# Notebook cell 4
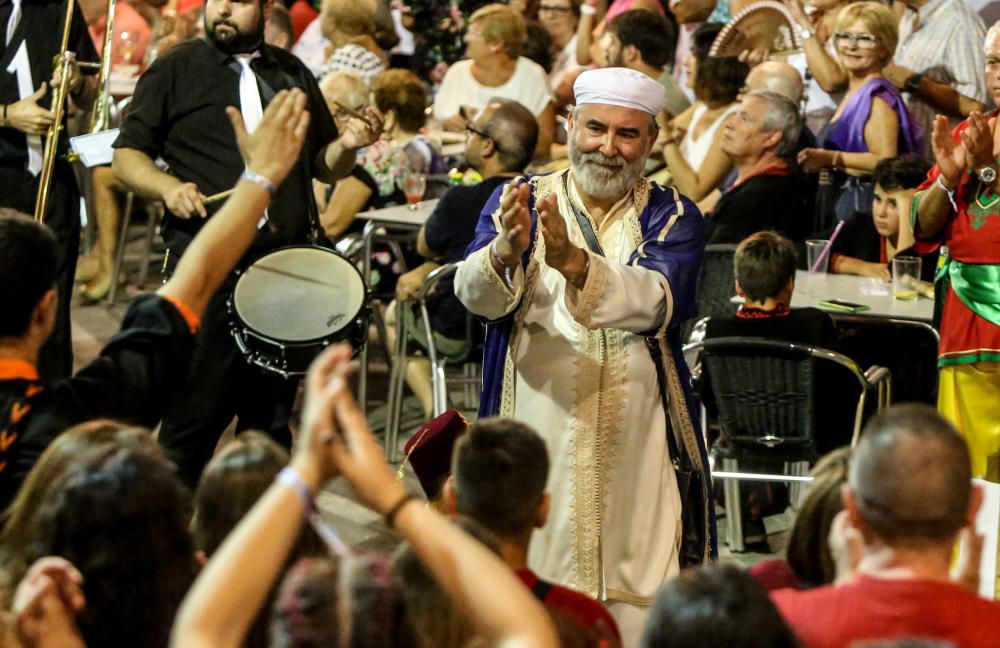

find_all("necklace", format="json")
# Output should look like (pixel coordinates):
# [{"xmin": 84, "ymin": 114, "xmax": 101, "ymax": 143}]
[{"xmin": 969, "ymin": 181, "xmax": 1000, "ymax": 230}]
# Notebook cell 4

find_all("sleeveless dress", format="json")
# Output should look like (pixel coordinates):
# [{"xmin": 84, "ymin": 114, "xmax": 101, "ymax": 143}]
[{"xmin": 679, "ymin": 103, "xmax": 737, "ymax": 172}]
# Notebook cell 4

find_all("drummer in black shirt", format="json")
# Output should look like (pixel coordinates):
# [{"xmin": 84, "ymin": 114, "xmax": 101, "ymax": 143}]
[
  {"xmin": 0, "ymin": 89, "xmax": 311, "ymax": 509},
  {"xmin": 0, "ymin": 0, "xmax": 99, "ymax": 381},
  {"xmin": 113, "ymin": 0, "xmax": 381, "ymax": 486}
]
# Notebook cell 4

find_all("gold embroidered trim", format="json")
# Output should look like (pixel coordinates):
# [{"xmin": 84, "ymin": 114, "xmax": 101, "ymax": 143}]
[
  {"xmin": 473, "ymin": 245, "xmax": 520, "ymax": 304},
  {"xmin": 499, "ymin": 176, "xmax": 547, "ymax": 418},
  {"xmin": 604, "ymin": 588, "xmax": 654, "ymax": 607},
  {"xmin": 570, "ymin": 323, "xmax": 604, "ymax": 597},
  {"xmin": 565, "ymin": 252, "xmax": 609, "ymax": 329}
]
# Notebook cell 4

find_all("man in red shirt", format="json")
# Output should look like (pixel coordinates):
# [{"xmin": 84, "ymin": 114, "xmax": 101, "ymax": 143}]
[
  {"xmin": 443, "ymin": 417, "xmax": 622, "ymax": 645},
  {"xmin": 772, "ymin": 403, "xmax": 1000, "ymax": 648}
]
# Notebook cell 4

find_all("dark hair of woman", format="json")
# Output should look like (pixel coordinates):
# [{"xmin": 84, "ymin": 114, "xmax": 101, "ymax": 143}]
[
  {"xmin": 23, "ymin": 447, "xmax": 198, "ymax": 648},
  {"xmin": 692, "ymin": 22, "xmax": 748, "ymax": 105},
  {"xmin": 786, "ymin": 447, "xmax": 851, "ymax": 587},
  {"xmin": 0, "ymin": 420, "xmax": 158, "ymax": 605}
]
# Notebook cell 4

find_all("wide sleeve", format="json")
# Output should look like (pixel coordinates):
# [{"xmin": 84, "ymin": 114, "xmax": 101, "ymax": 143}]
[
  {"xmin": 454, "ymin": 181, "xmax": 529, "ymax": 322},
  {"xmin": 564, "ymin": 188, "xmax": 705, "ymax": 336}
]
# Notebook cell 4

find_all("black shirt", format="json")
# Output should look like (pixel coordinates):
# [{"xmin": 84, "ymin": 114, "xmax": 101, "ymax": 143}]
[
  {"xmin": 708, "ymin": 172, "xmax": 811, "ymax": 245},
  {"xmin": 828, "ymin": 213, "xmax": 939, "ymax": 283},
  {"xmin": 423, "ymin": 175, "xmax": 509, "ymax": 338},
  {"xmin": 114, "ymin": 38, "xmax": 338, "ymax": 254},
  {"xmin": 0, "ymin": 0, "xmax": 97, "ymax": 207},
  {"xmin": 0, "ymin": 295, "xmax": 197, "ymax": 509}
]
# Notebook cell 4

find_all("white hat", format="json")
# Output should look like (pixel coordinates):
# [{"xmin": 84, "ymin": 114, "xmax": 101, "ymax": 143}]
[{"xmin": 573, "ymin": 67, "xmax": 667, "ymax": 116}]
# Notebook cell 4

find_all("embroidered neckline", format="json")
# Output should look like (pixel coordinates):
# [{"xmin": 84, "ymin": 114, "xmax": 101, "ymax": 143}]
[{"xmin": 737, "ymin": 304, "xmax": 792, "ymax": 319}]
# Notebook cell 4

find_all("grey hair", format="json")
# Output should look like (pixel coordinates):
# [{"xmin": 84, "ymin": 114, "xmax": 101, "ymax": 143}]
[
  {"xmin": 986, "ymin": 20, "xmax": 1000, "ymax": 49},
  {"xmin": 746, "ymin": 90, "xmax": 802, "ymax": 161}
]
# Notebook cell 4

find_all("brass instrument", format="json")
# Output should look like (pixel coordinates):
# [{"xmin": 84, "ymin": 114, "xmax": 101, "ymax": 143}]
[{"xmin": 33, "ymin": 0, "xmax": 113, "ymax": 222}]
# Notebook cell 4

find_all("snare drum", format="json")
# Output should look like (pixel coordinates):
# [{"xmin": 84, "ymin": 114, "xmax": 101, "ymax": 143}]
[{"xmin": 230, "ymin": 246, "xmax": 369, "ymax": 377}]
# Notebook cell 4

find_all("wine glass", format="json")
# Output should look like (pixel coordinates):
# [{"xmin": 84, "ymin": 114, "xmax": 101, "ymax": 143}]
[{"xmin": 401, "ymin": 172, "xmax": 426, "ymax": 210}]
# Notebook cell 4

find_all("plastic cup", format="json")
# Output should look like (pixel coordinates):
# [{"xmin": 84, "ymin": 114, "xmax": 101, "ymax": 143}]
[
  {"xmin": 892, "ymin": 256, "xmax": 922, "ymax": 300},
  {"xmin": 806, "ymin": 239, "xmax": 829, "ymax": 273},
  {"xmin": 402, "ymin": 173, "xmax": 426, "ymax": 210}
]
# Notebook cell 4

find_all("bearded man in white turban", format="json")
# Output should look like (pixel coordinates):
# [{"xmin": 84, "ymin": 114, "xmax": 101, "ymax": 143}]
[{"xmin": 455, "ymin": 67, "xmax": 713, "ymax": 643}]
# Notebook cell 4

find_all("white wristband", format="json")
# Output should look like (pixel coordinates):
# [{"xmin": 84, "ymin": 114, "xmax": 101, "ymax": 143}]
[
  {"xmin": 240, "ymin": 169, "xmax": 277, "ymax": 196},
  {"xmin": 935, "ymin": 175, "xmax": 958, "ymax": 211},
  {"xmin": 580, "ymin": 4, "xmax": 597, "ymax": 14}
]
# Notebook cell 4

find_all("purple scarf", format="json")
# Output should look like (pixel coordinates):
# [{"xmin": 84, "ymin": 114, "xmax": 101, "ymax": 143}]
[{"xmin": 822, "ymin": 77, "xmax": 923, "ymax": 154}]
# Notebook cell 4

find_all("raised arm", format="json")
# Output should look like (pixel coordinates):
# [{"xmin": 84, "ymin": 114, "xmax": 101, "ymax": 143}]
[
  {"xmin": 170, "ymin": 345, "xmax": 355, "ymax": 648},
  {"xmin": 327, "ymin": 350, "xmax": 559, "ymax": 648},
  {"xmin": 915, "ymin": 113, "xmax": 993, "ymax": 240},
  {"xmin": 156, "ymin": 89, "xmax": 311, "ymax": 317},
  {"xmin": 454, "ymin": 180, "xmax": 529, "ymax": 322},
  {"xmin": 542, "ymin": 187, "xmax": 706, "ymax": 335}
]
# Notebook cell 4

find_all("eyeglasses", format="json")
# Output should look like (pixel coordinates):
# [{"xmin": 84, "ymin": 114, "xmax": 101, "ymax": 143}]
[
  {"xmin": 538, "ymin": 4, "xmax": 574, "ymax": 13},
  {"xmin": 464, "ymin": 123, "xmax": 491, "ymax": 140},
  {"xmin": 833, "ymin": 31, "xmax": 880, "ymax": 49}
]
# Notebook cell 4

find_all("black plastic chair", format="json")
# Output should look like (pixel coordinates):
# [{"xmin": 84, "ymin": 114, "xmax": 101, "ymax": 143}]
[
  {"xmin": 685, "ymin": 336, "xmax": 892, "ymax": 551},
  {"xmin": 682, "ymin": 244, "xmax": 738, "ymax": 346}
]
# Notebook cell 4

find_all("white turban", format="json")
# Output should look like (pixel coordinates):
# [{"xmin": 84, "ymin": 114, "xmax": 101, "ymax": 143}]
[{"xmin": 573, "ymin": 67, "xmax": 667, "ymax": 116}]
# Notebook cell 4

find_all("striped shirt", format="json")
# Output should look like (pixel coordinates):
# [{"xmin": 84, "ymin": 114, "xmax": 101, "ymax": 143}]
[{"xmin": 895, "ymin": 0, "xmax": 988, "ymax": 156}]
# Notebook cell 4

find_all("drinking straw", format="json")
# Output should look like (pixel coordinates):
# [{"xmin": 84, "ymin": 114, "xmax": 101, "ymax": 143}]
[{"xmin": 811, "ymin": 220, "xmax": 845, "ymax": 272}]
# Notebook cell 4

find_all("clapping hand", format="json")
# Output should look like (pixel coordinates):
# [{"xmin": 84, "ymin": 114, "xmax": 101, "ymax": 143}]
[
  {"xmin": 960, "ymin": 111, "xmax": 997, "ymax": 176},
  {"xmin": 13, "ymin": 557, "xmax": 86, "ymax": 648},
  {"xmin": 493, "ymin": 179, "xmax": 532, "ymax": 266},
  {"xmin": 538, "ymin": 194, "xmax": 585, "ymax": 276},
  {"xmin": 931, "ymin": 115, "xmax": 967, "ymax": 190},
  {"xmin": 293, "ymin": 343, "xmax": 356, "ymax": 486}
]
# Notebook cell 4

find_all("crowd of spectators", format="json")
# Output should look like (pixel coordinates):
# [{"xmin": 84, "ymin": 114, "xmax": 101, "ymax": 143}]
[{"xmin": 3, "ymin": 0, "xmax": 1000, "ymax": 646}]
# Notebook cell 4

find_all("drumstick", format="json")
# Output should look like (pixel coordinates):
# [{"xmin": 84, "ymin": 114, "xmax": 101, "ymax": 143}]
[
  {"xmin": 252, "ymin": 263, "xmax": 345, "ymax": 288},
  {"xmin": 204, "ymin": 188, "xmax": 236, "ymax": 205},
  {"xmin": 334, "ymin": 100, "xmax": 369, "ymax": 122}
]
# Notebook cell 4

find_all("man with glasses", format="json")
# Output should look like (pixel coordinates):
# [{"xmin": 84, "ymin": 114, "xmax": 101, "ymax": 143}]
[{"xmin": 388, "ymin": 99, "xmax": 538, "ymax": 421}]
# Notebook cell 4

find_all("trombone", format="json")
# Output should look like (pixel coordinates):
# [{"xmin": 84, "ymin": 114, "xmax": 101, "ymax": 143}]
[{"xmin": 33, "ymin": 0, "xmax": 116, "ymax": 222}]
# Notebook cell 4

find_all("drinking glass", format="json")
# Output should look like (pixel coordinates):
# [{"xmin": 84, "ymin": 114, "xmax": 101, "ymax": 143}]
[
  {"xmin": 892, "ymin": 256, "xmax": 922, "ymax": 300},
  {"xmin": 806, "ymin": 239, "xmax": 829, "ymax": 273},
  {"xmin": 402, "ymin": 173, "xmax": 426, "ymax": 210}
]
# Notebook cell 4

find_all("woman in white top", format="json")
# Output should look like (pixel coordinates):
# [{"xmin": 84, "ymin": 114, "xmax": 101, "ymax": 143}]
[
  {"xmin": 432, "ymin": 4, "xmax": 555, "ymax": 158},
  {"xmin": 538, "ymin": 0, "xmax": 582, "ymax": 107},
  {"xmin": 662, "ymin": 23, "xmax": 747, "ymax": 202}
]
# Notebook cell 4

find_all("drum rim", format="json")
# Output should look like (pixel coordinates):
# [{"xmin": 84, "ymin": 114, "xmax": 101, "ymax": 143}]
[{"xmin": 230, "ymin": 244, "xmax": 368, "ymax": 345}]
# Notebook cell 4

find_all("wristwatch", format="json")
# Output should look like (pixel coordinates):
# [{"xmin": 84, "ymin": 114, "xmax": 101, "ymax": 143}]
[
  {"xmin": 903, "ymin": 72, "xmax": 924, "ymax": 93},
  {"xmin": 976, "ymin": 164, "xmax": 997, "ymax": 185},
  {"xmin": 796, "ymin": 25, "xmax": 815, "ymax": 42}
]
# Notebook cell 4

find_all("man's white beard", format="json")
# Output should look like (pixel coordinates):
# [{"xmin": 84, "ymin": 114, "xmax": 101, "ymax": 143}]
[{"xmin": 568, "ymin": 144, "xmax": 645, "ymax": 201}]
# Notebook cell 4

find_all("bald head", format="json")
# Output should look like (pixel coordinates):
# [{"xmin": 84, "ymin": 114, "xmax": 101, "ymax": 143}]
[
  {"xmin": 745, "ymin": 62, "xmax": 805, "ymax": 104},
  {"xmin": 849, "ymin": 404, "xmax": 972, "ymax": 546}
]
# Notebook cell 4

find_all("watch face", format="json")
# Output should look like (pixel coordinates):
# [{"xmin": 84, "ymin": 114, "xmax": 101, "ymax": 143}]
[{"xmin": 979, "ymin": 166, "xmax": 997, "ymax": 184}]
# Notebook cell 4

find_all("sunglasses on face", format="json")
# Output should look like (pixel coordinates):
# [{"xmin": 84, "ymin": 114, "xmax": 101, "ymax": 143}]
[{"xmin": 833, "ymin": 31, "xmax": 880, "ymax": 49}]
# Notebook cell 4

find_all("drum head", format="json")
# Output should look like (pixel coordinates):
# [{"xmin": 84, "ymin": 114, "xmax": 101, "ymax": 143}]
[{"xmin": 233, "ymin": 247, "xmax": 366, "ymax": 343}]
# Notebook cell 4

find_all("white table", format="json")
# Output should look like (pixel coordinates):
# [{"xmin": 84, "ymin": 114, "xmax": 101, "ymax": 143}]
[
  {"xmin": 791, "ymin": 270, "xmax": 933, "ymax": 322},
  {"xmin": 361, "ymin": 199, "xmax": 438, "ymax": 227}
]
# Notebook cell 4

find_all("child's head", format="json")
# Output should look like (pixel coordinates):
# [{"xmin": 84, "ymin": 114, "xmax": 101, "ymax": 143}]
[
  {"xmin": 734, "ymin": 231, "xmax": 798, "ymax": 305},
  {"xmin": 871, "ymin": 155, "xmax": 931, "ymax": 241}
]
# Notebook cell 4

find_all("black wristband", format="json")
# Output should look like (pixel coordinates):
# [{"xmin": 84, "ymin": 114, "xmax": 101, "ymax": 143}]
[
  {"xmin": 384, "ymin": 493, "xmax": 416, "ymax": 529},
  {"xmin": 2, "ymin": 104, "xmax": 7, "ymax": 126},
  {"xmin": 904, "ymin": 73, "xmax": 924, "ymax": 93}
]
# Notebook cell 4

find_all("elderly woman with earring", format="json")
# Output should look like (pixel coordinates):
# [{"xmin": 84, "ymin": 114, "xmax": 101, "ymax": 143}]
[{"xmin": 795, "ymin": 2, "xmax": 922, "ymax": 227}]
